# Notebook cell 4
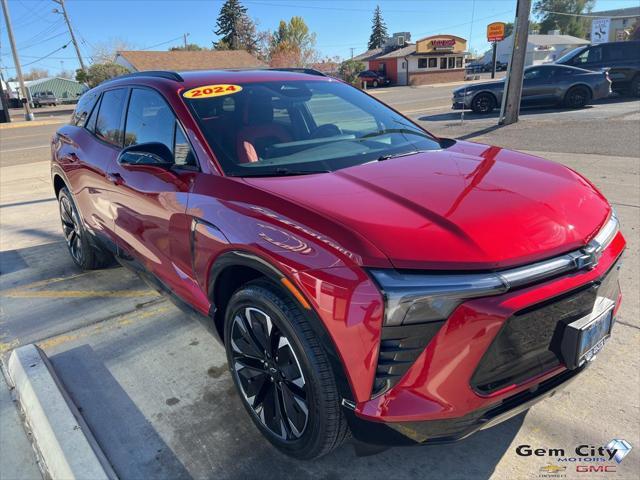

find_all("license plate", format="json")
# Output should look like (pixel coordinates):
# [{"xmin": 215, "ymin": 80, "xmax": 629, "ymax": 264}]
[{"xmin": 560, "ymin": 299, "xmax": 614, "ymax": 369}]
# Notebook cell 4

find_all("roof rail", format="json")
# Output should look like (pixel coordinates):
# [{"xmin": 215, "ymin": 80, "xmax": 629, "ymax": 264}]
[
  {"xmin": 105, "ymin": 70, "xmax": 184, "ymax": 84},
  {"xmin": 267, "ymin": 68, "xmax": 327, "ymax": 77}
]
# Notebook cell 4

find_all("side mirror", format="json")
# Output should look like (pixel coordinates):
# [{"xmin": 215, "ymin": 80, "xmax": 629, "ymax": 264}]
[{"xmin": 118, "ymin": 142, "xmax": 174, "ymax": 168}]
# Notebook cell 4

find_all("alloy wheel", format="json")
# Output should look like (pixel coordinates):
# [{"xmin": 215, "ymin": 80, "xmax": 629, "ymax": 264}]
[
  {"xmin": 59, "ymin": 195, "xmax": 83, "ymax": 264},
  {"xmin": 568, "ymin": 89, "xmax": 587, "ymax": 108},
  {"xmin": 230, "ymin": 307, "xmax": 309, "ymax": 441}
]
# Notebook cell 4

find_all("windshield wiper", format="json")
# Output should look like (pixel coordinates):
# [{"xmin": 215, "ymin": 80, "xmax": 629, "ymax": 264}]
[
  {"xmin": 232, "ymin": 167, "xmax": 331, "ymax": 177},
  {"xmin": 377, "ymin": 150, "xmax": 424, "ymax": 161}
]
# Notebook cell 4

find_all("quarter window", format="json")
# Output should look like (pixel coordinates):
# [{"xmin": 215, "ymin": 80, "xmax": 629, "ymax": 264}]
[
  {"xmin": 71, "ymin": 90, "xmax": 99, "ymax": 127},
  {"xmin": 95, "ymin": 88, "xmax": 127, "ymax": 146}
]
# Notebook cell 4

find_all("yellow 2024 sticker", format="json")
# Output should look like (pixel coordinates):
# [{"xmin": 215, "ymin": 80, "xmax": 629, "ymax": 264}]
[{"xmin": 182, "ymin": 84, "xmax": 242, "ymax": 99}]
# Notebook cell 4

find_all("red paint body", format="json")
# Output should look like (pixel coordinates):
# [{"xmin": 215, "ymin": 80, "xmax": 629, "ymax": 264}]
[{"xmin": 51, "ymin": 70, "xmax": 625, "ymax": 430}]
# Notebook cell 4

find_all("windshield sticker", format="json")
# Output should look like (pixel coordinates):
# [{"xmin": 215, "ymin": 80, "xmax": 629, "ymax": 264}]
[{"xmin": 183, "ymin": 84, "xmax": 242, "ymax": 99}]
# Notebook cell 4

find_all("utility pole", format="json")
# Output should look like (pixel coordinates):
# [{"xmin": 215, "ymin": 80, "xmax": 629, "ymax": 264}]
[
  {"xmin": 498, "ymin": 0, "xmax": 531, "ymax": 125},
  {"xmin": 183, "ymin": 33, "xmax": 190, "ymax": 49},
  {"xmin": 490, "ymin": 42, "xmax": 497, "ymax": 79},
  {"xmin": 1, "ymin": 0, "xmax": 34, "ymax": 121},
  {"xmin": 52, "ymin": 0, "xmax": 86, "ymax": 73}
]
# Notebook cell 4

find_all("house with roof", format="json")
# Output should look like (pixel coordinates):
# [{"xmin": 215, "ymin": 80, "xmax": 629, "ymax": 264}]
[
  {"xmin": 354, "ymin": 33, "xmax": 469, "ymax": 86},
  {"xmin": 5, "ymin": 77, "xmax": 86, "ymax": 103},
  {"xmin": 115, "ymin": 50, "xmax": 266, "ymax": 72},
  {"xmin": 494, "ymin": 33, "xmax": 590, "ymax": 66}
]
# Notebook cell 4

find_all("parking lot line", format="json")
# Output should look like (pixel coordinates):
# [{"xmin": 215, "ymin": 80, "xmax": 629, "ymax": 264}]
[
  {"xmin": 0, "ymin": 145, "xmax": 50, "ymax": 153},
  {"xmin": 4, "ymin": 289, "xmax": 157, "ymax": 298}
]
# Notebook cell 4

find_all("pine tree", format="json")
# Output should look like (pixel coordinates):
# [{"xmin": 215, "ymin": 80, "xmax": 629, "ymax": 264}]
[
  {"xmin": 214, "ymin": 0, "xmax": 256, "ymax": 50},
  {"xmin": 368, "ymin": 5, "xmax": 388, "ymax": 50}
]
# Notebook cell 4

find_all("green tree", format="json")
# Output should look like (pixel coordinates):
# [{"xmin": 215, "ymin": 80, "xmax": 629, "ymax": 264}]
[
  {"xmin": 76, "ymin": 63, "xmax": 129, "ymax": 88},
  {"xmin": 533, "ymin": 0, "xmax": 595, "ymax": 38},
  {"xmin": 368, "ymin": 5, "xmax": 388, "ymax": 50},
  {"xmin": 170, "ymin": 44, "xmax": 204, "ymax": 51},
  {"xmin": 269, "ymin": 17, "xmax": 318, "ymax": 67},
  {"xmin": 339, "ymin": 59, "xmax": 366, "ymax": 86},
  {"xmin": 214, "ymin": 0, "xmax": 257, "ymax": 51}
]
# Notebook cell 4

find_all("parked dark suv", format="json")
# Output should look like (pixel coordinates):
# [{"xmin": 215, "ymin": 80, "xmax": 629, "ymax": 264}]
[{"xmin": 555, "ymin": 40, "xmax": 640, "ymax": 96}]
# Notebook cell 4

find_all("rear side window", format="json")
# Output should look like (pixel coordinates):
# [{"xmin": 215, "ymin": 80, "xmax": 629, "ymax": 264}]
[
  {"xmin": 95, "ymin": 88, "xmax": 127, "ymax": 146},
  {"xmin": 71, "ymin": 90, "xmax": 99, "ymax": 127}
]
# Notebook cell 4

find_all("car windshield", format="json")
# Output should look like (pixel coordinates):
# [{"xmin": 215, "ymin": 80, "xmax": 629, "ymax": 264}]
[
  {"xmin": 555, "ymin": 46, "xmax": 587, "ymax": 64},
  {"xmin": 183, "ymin": 80, "xmax": 443, "ymax": 177}
]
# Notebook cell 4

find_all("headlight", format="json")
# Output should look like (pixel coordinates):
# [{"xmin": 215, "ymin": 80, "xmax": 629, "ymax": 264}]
[
  {"xmin": 370, "ymin": 209, "xmax": 620, "ymax": 327},
  {"xmin": 369, "ymin": 270, "xmax": 508, "ymax": 326}
]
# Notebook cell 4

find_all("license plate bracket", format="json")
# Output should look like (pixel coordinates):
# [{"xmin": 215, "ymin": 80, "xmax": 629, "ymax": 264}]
[{"xmin": 560, "ymin": 298, "xmax": 614, "ymax": 370}]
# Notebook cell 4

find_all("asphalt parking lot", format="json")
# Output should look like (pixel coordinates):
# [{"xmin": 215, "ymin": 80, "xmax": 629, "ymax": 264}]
[{"xmin": 1, "ymin": 86, "xmax": 639, "ymax": 479}]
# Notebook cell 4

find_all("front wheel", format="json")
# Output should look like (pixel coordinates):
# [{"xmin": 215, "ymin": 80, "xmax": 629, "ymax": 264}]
[
  {"xmin": 471, "ymin": 93, "xmax": 496, "ymax": 114},
  {"xmin": 564, "ymin": 86, "xmax": 591, "ymax": 108},
  {"xmin": 58, "ymin": 187, "xmax": 112, "ymax": 269},
  {"xmin": 372, "ymin": 80, "xmax": 379, "ymax": 88},
  {"xmin": 224, "ymin": 280, "xmax": 349, "ymax": 459}
]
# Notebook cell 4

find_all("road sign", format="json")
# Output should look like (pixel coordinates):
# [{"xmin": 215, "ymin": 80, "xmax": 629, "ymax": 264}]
[
  {"xmin": 487, "ymin": 22, "xmax": 506, "ymax": 42},
  {"xmin": 591, "ymin": 18, "xmax": 611, "ymax": 43}
]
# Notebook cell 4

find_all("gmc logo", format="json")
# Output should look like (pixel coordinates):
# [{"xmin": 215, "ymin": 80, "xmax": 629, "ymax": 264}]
[{"xmin": 576, "ymin": 465, "xmax": 617, "ymax": 473}]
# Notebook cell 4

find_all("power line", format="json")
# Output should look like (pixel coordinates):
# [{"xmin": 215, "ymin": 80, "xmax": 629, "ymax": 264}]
[
  {"xmin": 22, "ymin": 42, "xmax": 72, "ymax": 67},
  {"xmin": 140, "ymin": 35, "xmax": 186, "ymax": 50},
  {"xmin": 540, "ymin": 10, "xmax": 638, "ymax": 19}
]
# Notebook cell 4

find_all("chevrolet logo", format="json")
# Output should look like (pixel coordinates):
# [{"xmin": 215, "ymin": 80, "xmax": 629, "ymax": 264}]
[{"xmin": 540, "ymin": 464, "xmax": 566, "ymax": 474}]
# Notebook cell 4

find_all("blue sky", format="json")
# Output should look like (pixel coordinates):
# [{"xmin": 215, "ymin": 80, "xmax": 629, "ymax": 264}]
[{"xmin": 1, "ymin": 0, "xmax": 637, "ymax": 77}]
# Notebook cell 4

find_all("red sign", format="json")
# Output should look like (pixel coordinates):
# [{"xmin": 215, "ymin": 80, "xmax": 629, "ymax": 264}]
[
  {"xmin": 487, "ymin": 22, "xmax": 506, "ymax": 42},
  {"xmin": 430, "ymin": 39, "xmax": 456, "ymax": 48}
]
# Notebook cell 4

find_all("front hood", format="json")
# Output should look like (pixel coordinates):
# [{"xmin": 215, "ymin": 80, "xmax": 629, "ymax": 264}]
[
  {"xmin": 243, "ymin": 141, "xmax": 610, "ymax": 270},
  {"xmin": 454, "ymin": 81, "xmax": 503, "ymax": 94}
]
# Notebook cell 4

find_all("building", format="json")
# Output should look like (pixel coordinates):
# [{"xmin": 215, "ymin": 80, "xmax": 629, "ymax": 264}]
[
  {"xmin": 494, "ymin": 33, "xmax": 589, "ymax": 66},
  {"xmin": 354, "ymin": 33, "xmax": 469, "ymax": 86},
  {"xmin": 115, "ymin": 50, "xmax": 266, "ymax": 72},
  {"xmin": 5, "ymin": 77, "xmax": 86, "ymax": 103},
  {"xmin": 588, "ymin": 6, "xmax": 640, "ymax": 42}
]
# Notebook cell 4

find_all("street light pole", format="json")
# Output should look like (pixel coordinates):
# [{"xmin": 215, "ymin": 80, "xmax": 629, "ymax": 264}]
[
  {"xmin": 52, "ymin": 0, "xmax": 87, "ymax": 73},
  {"xmin": 499, "ymin": 0, "xmax": 531, "ymax": 125},
  {"xmin": 1, "ymin": 0, "xmax": 34, "ymax": 121}
]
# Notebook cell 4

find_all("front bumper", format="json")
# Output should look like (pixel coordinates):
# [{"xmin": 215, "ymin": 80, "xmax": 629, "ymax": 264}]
[
  {"xmin": 346, "ymin": 364, "xmax": 585, "ymax": 445},
  {"xmin": 348, "ymin": 231, "xmax": 625, "ymax": 445},
  {"xmin": 452, "ymin": 97, "xmax": 470, "ymax": 109}
]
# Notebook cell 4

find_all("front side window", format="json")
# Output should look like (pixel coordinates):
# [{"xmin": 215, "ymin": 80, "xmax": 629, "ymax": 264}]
[
  {"xmin": 125, "ymin": 88, "xmax": 175, "ymax": 149},
  {"xmin": 184, "ymin": 80, "xmax": 442, "ymax": 177},
  {"xmin": 575, "ymin": 46, "xmax": 602, "ymax": 64},
  {"xmin": 95, "ymin": 88, "xmax": 127, "ymax": 146},
  {"xmin": 124, "ymin": 88, "xmax": 196, "ymax": 168}
]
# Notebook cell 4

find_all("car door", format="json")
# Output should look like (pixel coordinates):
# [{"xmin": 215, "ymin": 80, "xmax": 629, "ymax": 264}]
[
  {"xmin": 521, "ymin": 66, "xmax": 555, "ymax": 105},
  {"xmin": 107, "ymin": 87, "xmax": 199, "ymax": 299},
  {"xmin": 59, "ymin": 87, "xmax": 128, "ymax": 252}
]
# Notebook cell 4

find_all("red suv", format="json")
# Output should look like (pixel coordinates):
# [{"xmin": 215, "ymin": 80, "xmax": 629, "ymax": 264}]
[{"xmin": 51, "ymin": 70, "xmax": 625, "ymax": 459}]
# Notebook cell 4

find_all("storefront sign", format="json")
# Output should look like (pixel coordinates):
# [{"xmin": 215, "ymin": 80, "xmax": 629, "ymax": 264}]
[
  {"xmin": 430, "ymin": 39, "xmax": 456, "ymax": 51},
  {"xmin": 487, "ymin": 22, "xmax": 506, "ymax": 42}
]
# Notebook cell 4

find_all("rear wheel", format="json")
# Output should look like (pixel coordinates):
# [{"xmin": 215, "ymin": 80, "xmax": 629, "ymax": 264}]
[
  {"xmin": 58, "ymin": 187, "xmax": 112, "ymax": 269},
  {"xmin": 564, "ymin": 86, "xmax": 591, "ymax": 108},
  {"xmin": 224, "ymin": 280, "xmax": 349, "ymax": 459},
  {"xmin": 471, "ymin": 93, "xmax": 496, "ymax": 114}
]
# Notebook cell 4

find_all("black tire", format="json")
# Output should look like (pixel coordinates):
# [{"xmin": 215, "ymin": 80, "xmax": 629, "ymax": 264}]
[
  {"xmin": 224, "ymin": 280, "xmax": 349, "ymax": 459},
  {"xmin": 372, "ymin": 80, "xmax": 379, "ymax": 88},
  {"xmin": 564, "ymin": 86, "xmax": 591, "ymax": 108},
  {"xmin": 57, "ymin": 187, "xmax": 112, "ymax": 270},
  {"xmin": 470, "ymin": 93, "xmax": 496, "ymax": 114},
  {"xmin": 631, "ymin": 76, "xmax": 640, "ymax": 98}
]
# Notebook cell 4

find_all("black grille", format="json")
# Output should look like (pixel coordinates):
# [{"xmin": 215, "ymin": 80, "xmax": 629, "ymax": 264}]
[
  {"xmin": 471, "ymin": 260, "xmax": 621, "ymax": 394},
  {"xmin": 372, "ymin": 321, "xmax": 444, "ymax": 396}
]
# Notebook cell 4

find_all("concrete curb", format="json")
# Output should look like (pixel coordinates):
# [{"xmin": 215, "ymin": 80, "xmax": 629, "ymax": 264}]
[
  {"xmin": 0, "ymin": 119, "xmax": 66, "ymax": 130},
  {"xmin": 7, "ymin": 344, "xmax": 117, "ymax": 480}
]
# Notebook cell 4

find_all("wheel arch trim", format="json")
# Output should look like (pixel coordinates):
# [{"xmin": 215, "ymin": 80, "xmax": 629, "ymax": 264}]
[{"xmin": 208, "ymin": 250, "xmax": 356, "ymax": 402}]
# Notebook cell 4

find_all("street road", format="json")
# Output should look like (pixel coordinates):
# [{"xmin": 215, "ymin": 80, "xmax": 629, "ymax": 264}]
[{"xmin": 1, "ymin": 87, "xmax": 639, "ymax": 479}]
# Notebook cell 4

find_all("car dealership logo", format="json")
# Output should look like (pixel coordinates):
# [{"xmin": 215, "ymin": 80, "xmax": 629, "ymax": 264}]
[
  {"xmin": 540, "ymin": 464, "xmax": 566, "ymax": 474},
  {"xmin": 517, "ymin": 439, "xmax": 633, "ymax": 463}
]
